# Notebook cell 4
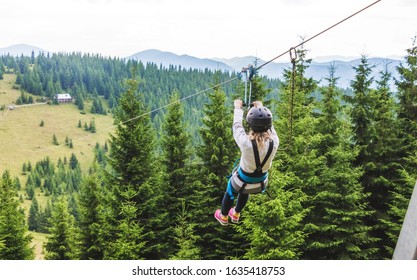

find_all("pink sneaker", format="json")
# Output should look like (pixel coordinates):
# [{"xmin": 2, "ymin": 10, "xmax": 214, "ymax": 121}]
[
  {"xmin": 214, "ymin": 209, "xmax": 228, "ymax": 226},
  {"xmin": 228, "ymin": 207, "xmax": 240, "ymax": 224}
]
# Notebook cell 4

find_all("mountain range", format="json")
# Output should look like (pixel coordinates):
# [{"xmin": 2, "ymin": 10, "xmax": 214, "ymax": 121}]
[
  {"xmin": 1, "ymin": 44, "xmax": 404, "ymax": 89},
  {"xmin": 0, "ymin": 44, "xmax": 44, "ymax": 58}
]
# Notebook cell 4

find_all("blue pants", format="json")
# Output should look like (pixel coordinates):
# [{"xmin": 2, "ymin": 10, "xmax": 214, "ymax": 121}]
[{"xmin": 221, "ymin": 179, "xmax": 249, "ymax": 216}]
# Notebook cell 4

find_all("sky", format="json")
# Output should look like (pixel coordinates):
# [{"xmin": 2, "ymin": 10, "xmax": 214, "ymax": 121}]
[{"xmin": 1, "ymin": 0, "xmax": 416, "ymax": 62}]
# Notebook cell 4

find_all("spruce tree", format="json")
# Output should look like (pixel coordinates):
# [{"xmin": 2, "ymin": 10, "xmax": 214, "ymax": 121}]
[
  {"xmin": 0, "ymin": 225, "xmax": 4, "ymax": 252},
  {"xmin": 366, "ymin": 65, "xmax": 401, "ymax": 258},
  {"xmin": 0, "ymin": 171, "xmax": 34, "ymax": 259},
  {"xmin": 170, "ymin": 200, "xmax": 201, "ymax": 260},
  {"xmin": 160, "ymin": 91, "xmax": 192, "ymax": 256},
  {"xmin": 75, "ymin": 95, "xmax": 84, "ymax": 110},
  {"xmin": 347, "ymin": 55, "xmax": 375, "ymax": 166},
  {"xmin": 387, "ymin": 39, "xmax": 417, "ymax": 254},
  {"xmin": 396, "ymin": 38, "xmax": 417, "ymax": 148},
  {"xmin": 38, "ymin": 200, "xmax": 52, "ymax": 233},
  {"xmin": 77, "ymin": 164, "xmax": 104, "ymax": 259},
  {"xmin": 104, "ymin": 188, "xmax": 146, "ymax": 260},
  {"xmin": 44, "ymin": 196, "xmax": 78, "ymax": 260},
  {"xmin": 102, "ymin": 70, "xmax": 162, "ymax": 259},
  {"xmin": 89, "ymin": 120, "xmax": 96, "ymax": 133},
  {"xmin": 347, "ymin": 55, "xmax": 397, "ymax": 258},
  {"xmin": 305, "ymin": 65, "xmax": 377, "ymax": 259},
  {"xmin": 52, "ymin": 133, "xmax": 59, "ymax": 145},
  {"xmin": 69, "ymin": 153, "xmax": 79, "ymax": 170},
  {"xmin": 28, "ymin": 196, "xmax": 40, "ymax": 231},
  {"xmin": 193, "ymin": 77, "xmax": 239, "ymax": 259},
  {"xmin": 238, "ymin": 175, "xmax": 306, "ymax": 259}
]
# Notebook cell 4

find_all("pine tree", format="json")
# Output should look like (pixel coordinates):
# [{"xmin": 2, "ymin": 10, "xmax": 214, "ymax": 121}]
[
  {"xmin": 75, "ymin": 95, "xmax": 84, "ymax": 110},
  {"xmin": 160, "ymin": 91, "xmax": 192, "ymax": 256},
  {"xmin": 396, "ymin": 38, "xmax": 417, "ymax": 147},
  {"xmin": 38, "ymin": 200, "xmax": 52, "ymax": 233},
  {"xmin": 52, "ymin": 133, "xmax": 59, "ymax": 145},
  {"xmin": 170, "ymin": 200, "xmax": 201, "ymax": 260},
  {"xmin": 0, "ymin": 225, "xmax": 4, "ymax": 252},
  {"xmin": 89, "ymin": 120, "xmax": 96, "ymax": 133},
  {"xmin": 386, "ymin": 39, "xmax": 417, "ymax": 254},
  {"xmin": 90, "ymin": 99, "xmax": 97, "ymax": 114},
  {"xmin": 22, "ymin": 162, "xmax": 27, "ymax": 174},
  {"xmin": 77, "ymin": 164, "xmax": 104, "ymax": 259},
  {"xmin": 26, "ymin": 184, "xmax": 35, "ymax": 200},
  {"xmin": 193, "ymin": 76, "xmax": 239, "ymax": 259},
  {"xmin": 347, "ymin": 55, "xmax": 375, "ymax": 166},
  {"xmin": 104, "ymin": 188, "xmax": 146, "ymax": 260},
  {"xmin": 304, "ymin": 64, "xmax": 377, "ymax": 259},
  {"xmin": 238, "ymin": 175, "xmax": 306, "ymax": 259},
  {"xmin": 44, "ymin": 196, "xmax": 78, "ymax": 260},
  {"xmin": 366, "ymin": 65, "xmax": 402, "ymax": 258},
  {"xmin": 0, "ymin": 171, "xmax": 34, "ymax": 259},
  {"xmin": 102, "ymin": 70, "xmax": 162, "ymax": 259},
  {"xmin": 28, "ymin": 196, "xmax": 40, "ymax": 231},
  {"xmin": 13, "ymin": 177, "xmax": 21, "ymax": 191},
  {"xmin": 69, "ymin": 153, "xmax": 79, "ymax": 170},
  {"xmin": 347, "ymin": 55, "xmax": 397, "ymax": 258}
]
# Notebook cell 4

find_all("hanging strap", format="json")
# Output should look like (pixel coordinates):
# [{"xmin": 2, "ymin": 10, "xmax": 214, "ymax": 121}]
[{"xmin": 240, "ymin": 65, "xmax": 257, "ymax": 108}]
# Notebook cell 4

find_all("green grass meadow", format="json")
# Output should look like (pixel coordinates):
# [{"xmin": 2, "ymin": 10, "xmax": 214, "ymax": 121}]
[
  {"xmin": 1, "ymin": 74, "xmax": 114, "ymax": 176},
  {"xmin": 1, "ymin": 74, "xmax": 114, "ymax": 259}
]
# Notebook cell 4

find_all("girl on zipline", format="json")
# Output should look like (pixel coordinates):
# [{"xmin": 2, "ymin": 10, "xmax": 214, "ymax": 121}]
[{"xmin": 214, "ymin": 99, "xmax": 279, "ymax": 226}]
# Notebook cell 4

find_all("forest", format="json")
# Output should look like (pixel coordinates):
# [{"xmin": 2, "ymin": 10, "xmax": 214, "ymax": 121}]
[{"xmin": 0, "ymin": 39, "xmax": 416, "ymax": 260}]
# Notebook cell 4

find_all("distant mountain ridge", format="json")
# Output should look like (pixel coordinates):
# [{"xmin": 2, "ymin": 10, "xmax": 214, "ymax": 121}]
[
  {"xmin": 0, "ymin": 43, "xmax": 46, "ymax": 57},
  {"xmin": 128, "ymin": 50, "xmax": 403, "ymax": 89},
  {"xmin": 1, "ymin": 44, "xmax": 404, "ymax": 89},
  {"xmin": 127, "ymin": 49, "xmax": 234, "ymax": 72},
  {"xmin": 207, "ymin": 55, "xmax": 402, "ymax": 89}
]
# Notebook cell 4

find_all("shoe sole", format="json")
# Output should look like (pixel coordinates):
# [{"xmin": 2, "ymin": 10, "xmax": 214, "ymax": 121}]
[
  {"xmin": 228, "ymin": 211, "xmax": 239, "ymax": 224},
  {"xmin": 214, "ymin": 212, "xmax": 228, "ymax": 226},
  {"xmin": 230, "ymin": 218, "xmax": 239, "ymax": 224}
]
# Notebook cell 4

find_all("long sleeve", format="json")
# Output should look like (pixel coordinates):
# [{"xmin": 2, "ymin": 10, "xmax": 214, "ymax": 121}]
[{"xmin": 232, "ymin": 107, "xmax": 251, "ymax": 151}]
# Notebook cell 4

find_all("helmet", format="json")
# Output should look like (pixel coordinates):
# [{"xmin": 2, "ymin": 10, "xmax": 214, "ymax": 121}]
[{"xmin": 246, "ymin": 106, "xmax": 272, "ymax": 132}]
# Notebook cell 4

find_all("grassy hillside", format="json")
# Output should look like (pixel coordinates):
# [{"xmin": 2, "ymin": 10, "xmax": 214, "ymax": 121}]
[
  {"xmin": 0, "ymin": 74, "xmax": 114, "ymax": 177},
  {"xmin": 1, "ymin": 73, "xmax": 114, "ymax": 259}
]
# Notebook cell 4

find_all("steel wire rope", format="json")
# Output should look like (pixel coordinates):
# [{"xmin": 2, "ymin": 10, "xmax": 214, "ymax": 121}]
[{"xmin": 255, "ymin": 0, "xmax": 381, "ymax": 72}]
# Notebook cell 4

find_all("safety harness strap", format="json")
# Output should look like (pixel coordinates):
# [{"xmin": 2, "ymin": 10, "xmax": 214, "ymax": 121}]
[
  {"xmin": 251, "ymin": 139, "xmax": 273, "ymax": 176},
  {"xmin": 235, "ymin": 139, "xmax": 274, "ymax": 196},
  {"xmin": 228, "ymin": 139, "xmax": 274, "ymax": 198}
]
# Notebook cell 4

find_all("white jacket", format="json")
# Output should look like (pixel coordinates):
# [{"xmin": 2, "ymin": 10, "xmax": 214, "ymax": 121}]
[{"xmin": 233, "ymin": 107, "xmax": 279, "ymax": 174}]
